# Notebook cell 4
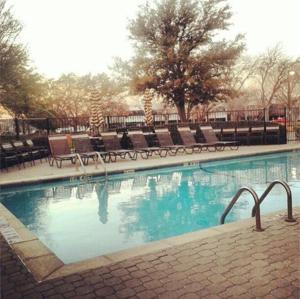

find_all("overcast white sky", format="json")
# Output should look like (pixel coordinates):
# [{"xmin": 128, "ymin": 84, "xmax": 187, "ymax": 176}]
[{"xmin": 7, "ymin": 0, "xmax": 300, "ymax": 78}]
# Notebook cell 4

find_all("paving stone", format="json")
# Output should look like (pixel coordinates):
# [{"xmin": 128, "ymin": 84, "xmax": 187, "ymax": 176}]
[
  {"xmin": 270, "ymin": 286, "xmax": 295, "ymax": 298},
  {"xmin": 124, "ymin": 278, "xmax": 142, "ymax": 288},
  {"xmin": 143, "ymin": 279, "xmax": 163, "ymax": 290},
  {"xmin": 136, "ymin": 289, "xmax": 159, "ymax": 298},
  {"xmin": 75, "ymin": 285, "xmax": 94, "ymax": 295},
  {"xmin": 63, "ymin": 291, "xmax": 77, "ymax": 298},
  {"xmin": 113, "ymin": 283, "xmax": 126, "ymax": 291},
  {"xmin": 115, "ymin": 287, "xmax": 136, "ymax": 298},
  {"xmin": 47, "ymin": 295, "xmax": 64, "ymax": 299},
  {"xmin": 178, "ymin": 293, "xmax": 199, "ymax": 299},
  {"xmin": 104, "ymin": 276, "xmax": 123, "ymax": 286},
  {"xmin": 95, "ymin": 286, "xmax": 115, "ymax": 297}
]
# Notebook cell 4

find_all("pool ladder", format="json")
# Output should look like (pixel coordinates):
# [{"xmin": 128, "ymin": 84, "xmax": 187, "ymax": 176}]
[
  {"xmin": 220, "ymin": 180, "xmax": 296, "ymax": 231},
  {"xmin": 76, "ymin": 152, "xmax": 107, "ymax": 179}
]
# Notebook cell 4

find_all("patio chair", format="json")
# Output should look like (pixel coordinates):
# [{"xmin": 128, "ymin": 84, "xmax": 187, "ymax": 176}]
[
  {"xmin": 154, "ymin": 128, "xmax": 185, "ymax": 156},
  {"xmin": 177, "ymin": 127, "xmax": 209, "ymax": 153},
  {"xmin": 100, "ymin": 132, "xmax": 137, "ymax": 161},
  {"xmin": 25, "ymin": 139, "xmax": 49, "ymax": 161},
  {"xmin": 12, "ymin": 140, "xmax": 41, "ymax": 164},
  {"xmin": 199, "ymin": 125, "xmax": 239, "ymax": 150},
  {"xmin": 3, "ymin": 141, "xmax": 34, "ymax": 167},
  {"xmin": 48, "ymin": 135, "xmax": 78, "ymax": 168},
  {"xmin": 72, "ymin": 134, "xmax": 112, "ymax": 164},
  {"xmin": 127, "ymin": 130, "xmax": 168, "ymax": 159},
  {"xmin": 0, "ymin": 143, "xmax": 21, "ymax": 171}
]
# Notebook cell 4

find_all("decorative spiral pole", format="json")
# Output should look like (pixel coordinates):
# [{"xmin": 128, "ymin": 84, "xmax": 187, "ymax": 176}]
[
  {"xmin": 89, "ymin": 89, "xmax": 105, "ymax": 135},
  {"xmin": 144, "ymin": 88, "xmax": 154, "ymax": 126}
]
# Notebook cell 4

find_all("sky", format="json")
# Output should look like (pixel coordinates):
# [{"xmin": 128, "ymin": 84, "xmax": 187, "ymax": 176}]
[{"xmin": 7, "ymin": 0, "xmax": 300, "ymax": 79}]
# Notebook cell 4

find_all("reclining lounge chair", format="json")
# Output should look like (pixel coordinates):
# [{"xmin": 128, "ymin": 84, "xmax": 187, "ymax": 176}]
[
  {"xmin": 154, "ymin": 128, "xmax": 185, "ymax": 156},
  {"xmin": 72, "ymin": 134, "xmax": 112, "ymax": 164},
  {"xmin": 127, "ymin": 130, "xmax": 168, "ymax": 159},
  {"xmin": 199, "ymin": 125, "xmax": 239, "ymax": 150},
  {"xmin": 101, "ymin": 132, "xmax": 137, "ymax": 161},
  {"xmin": 48, "ymin": 135, "xmax": 78, "ymax": 168},
  {"xmin": 177, "ymin": 127, "xmax": 205, "ymax": 153}
]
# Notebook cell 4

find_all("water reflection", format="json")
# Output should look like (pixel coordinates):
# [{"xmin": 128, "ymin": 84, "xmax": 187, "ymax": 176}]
[
  {"xmin": 1, "ymin": 152, "xmax": 300, "ymax": 263},
  {"xmin": 96, "ymin": 182, "xmax": 108, "ymax": 224}
]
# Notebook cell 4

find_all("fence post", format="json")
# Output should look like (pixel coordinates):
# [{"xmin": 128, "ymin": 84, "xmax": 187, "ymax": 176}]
[
  {"xmin": 284, "ymin": 107, "xmax": 287, "ymax": 143},
  {"xmin": 46, "ymin": 118, "xmax": 50, "ymax": 135},
  {"xmin": 14, "ymin": 118, "xmax": 20, "ymax": 139}
]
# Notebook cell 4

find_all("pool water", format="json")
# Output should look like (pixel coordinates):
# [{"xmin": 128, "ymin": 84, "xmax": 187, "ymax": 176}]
[{"xmin": 1, "ymin": 151, "xmax": 300, "ymax": 264}]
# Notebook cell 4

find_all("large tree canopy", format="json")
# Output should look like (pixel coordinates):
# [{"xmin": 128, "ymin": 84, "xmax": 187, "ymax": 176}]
[
  {"xmin": 126, "ymin": 0, "xmax": 244, "ymax": 121},
  {"xmin": 0, "ymin": 0, "xmax": 47, "ymax": 117},
  {"xmin": 45, "ymin": 73, "xmax": 129, "ymax": 118}
]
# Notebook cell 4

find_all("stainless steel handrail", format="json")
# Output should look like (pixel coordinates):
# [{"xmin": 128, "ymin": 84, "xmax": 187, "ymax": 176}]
[
  {"xmin": 95, "ymin": 151, "xmax": 107, "ymax": 178},
  {"xmin": 76, "ymin": 153, "xmax": 86, "ymax": 175},
  {"xmin": 251, "ymin": 180, "xmax": 296, "ymax": 222},
  {"xmin": 220, "ymin": 187, "xmax": 264, "ymax": 231}
]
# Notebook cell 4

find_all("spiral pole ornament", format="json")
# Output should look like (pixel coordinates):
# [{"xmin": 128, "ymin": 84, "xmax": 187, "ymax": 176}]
[
  {"xmin": 144, "ymin": 88, "xmax": 154, "ymax": 126},
  {"xmin": 89, "ymin": 89, "xmax": 105, "ymax": 134}
]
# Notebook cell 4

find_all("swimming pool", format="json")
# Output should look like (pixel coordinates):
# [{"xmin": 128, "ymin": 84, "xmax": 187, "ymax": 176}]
[{"xmin": 1, "ymin": 151, "xmax": 300, "ymax": 264}]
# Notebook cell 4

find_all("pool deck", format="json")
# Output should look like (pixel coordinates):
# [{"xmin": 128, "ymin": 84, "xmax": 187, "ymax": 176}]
[
  {"xmin": 1, "ymin": 144, "xmax": 300, "ymax": 298},
  {"xmin": 1, "ymin": 208, "xmax": 299, "ymax": 298},
  {"xmin": 1, "ymin": 143, "xmax": 300, "ymax": 187}
]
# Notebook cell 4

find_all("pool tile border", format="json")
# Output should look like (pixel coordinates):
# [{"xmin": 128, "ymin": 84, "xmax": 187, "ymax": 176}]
[
  {"xmin": 1, "ymin": 145, "xmax": 299, "ymax": 189},
  {"xmin": 1, "ymin": 201, "xmax": 298, "ymax": 282}
]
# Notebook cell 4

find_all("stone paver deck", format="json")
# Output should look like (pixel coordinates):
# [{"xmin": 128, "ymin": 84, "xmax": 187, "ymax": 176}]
[{"xmin": 1, "ymin": 209, "xmax": 299, "ymax": 299}]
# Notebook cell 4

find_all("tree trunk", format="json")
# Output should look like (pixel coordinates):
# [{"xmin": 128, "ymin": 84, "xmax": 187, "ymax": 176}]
[{"xmin": 176, "ymin": 104, "xmax": 187, "ymax": 122}]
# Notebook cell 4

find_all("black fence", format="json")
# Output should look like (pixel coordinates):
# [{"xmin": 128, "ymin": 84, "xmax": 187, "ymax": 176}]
[{"xmin": 0, "ymin": 107, "xmax": 296, "ymax": 143}]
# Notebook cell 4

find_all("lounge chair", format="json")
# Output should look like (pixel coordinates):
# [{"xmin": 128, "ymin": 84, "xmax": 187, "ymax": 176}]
[
  {"xmin": 101, "ymin": 132, "xmax": 137, "ymax": 161},
  {"xmin": 176, "ymin": 127, "xmax": 205, "ymax": 153},
  {"xmin": 154, "ymin": 128, "xmax": 185, "ymax": 156},
  {"xmin": 0, "ymin": 143, "xmax": 21, "ymax": 171},
  {"xmin": 199, "ymin": 125, "xmax": 239, "ymax": 150},
  {"xmin": 48, "ymin": 135, "xmax": 78, "ymax": 168},
  {"xmin": 25, "ymin": 139, "xmax": 49, "ymax": 161},
  {"xmin": 4, "ymin": 141, "xmax": 35, "ymax": 167},
  {"xmin": 127, "ymin": 130, "xmax": 168, "ymax": 159},
  {"xmin": 72, "ymin": 134, "xmax": 112, "ymax": 164},
  {"xmin": 12, "ymin": 140, "xmax": 41, "ymax": 164}
]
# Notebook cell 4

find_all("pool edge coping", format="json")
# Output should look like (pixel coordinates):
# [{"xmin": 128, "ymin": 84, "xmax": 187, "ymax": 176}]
[
  {"xmin": 1, "ymin": 202, "xmax": 299, "ymax": 282},
  {"xmin": 1, "ymin": 145, "xmax": 300, "ymax": 188}
]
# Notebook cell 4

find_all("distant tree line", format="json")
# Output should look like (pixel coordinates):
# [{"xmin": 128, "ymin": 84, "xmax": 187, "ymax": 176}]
[{"xmin": 0, "ymin": 0, "xmax": 299, "ymax": 120}]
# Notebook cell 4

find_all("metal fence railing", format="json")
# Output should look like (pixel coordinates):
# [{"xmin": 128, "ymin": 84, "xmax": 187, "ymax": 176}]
[{"xmin": 0, "ymin": 108, "xmax": 297, "ymax": 143}]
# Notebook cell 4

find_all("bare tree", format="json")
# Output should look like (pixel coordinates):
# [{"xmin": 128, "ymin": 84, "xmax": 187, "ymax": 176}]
[{"xmin": 254, "ymin": 45, "xmax": 299, "ymax": 109}]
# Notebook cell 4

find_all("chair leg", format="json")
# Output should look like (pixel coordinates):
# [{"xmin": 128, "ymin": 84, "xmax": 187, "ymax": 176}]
[
  {"xmin": 109, "ymin": 153, "xmax": 117, "ymax": 162},
  {"xmin": 129, "ymin": 151, "xmax": 137, "ymax": 160},
  {"xmin": 160, "ymin": 149, "xmax": 168, "ymax": 157},
  {"xmin": 140, "ymin": 151, "xmax": 149, "ymax": 159},
  {"xmin": 49, "ymin": 157, "xmax": 55, "ymax": 166}
]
